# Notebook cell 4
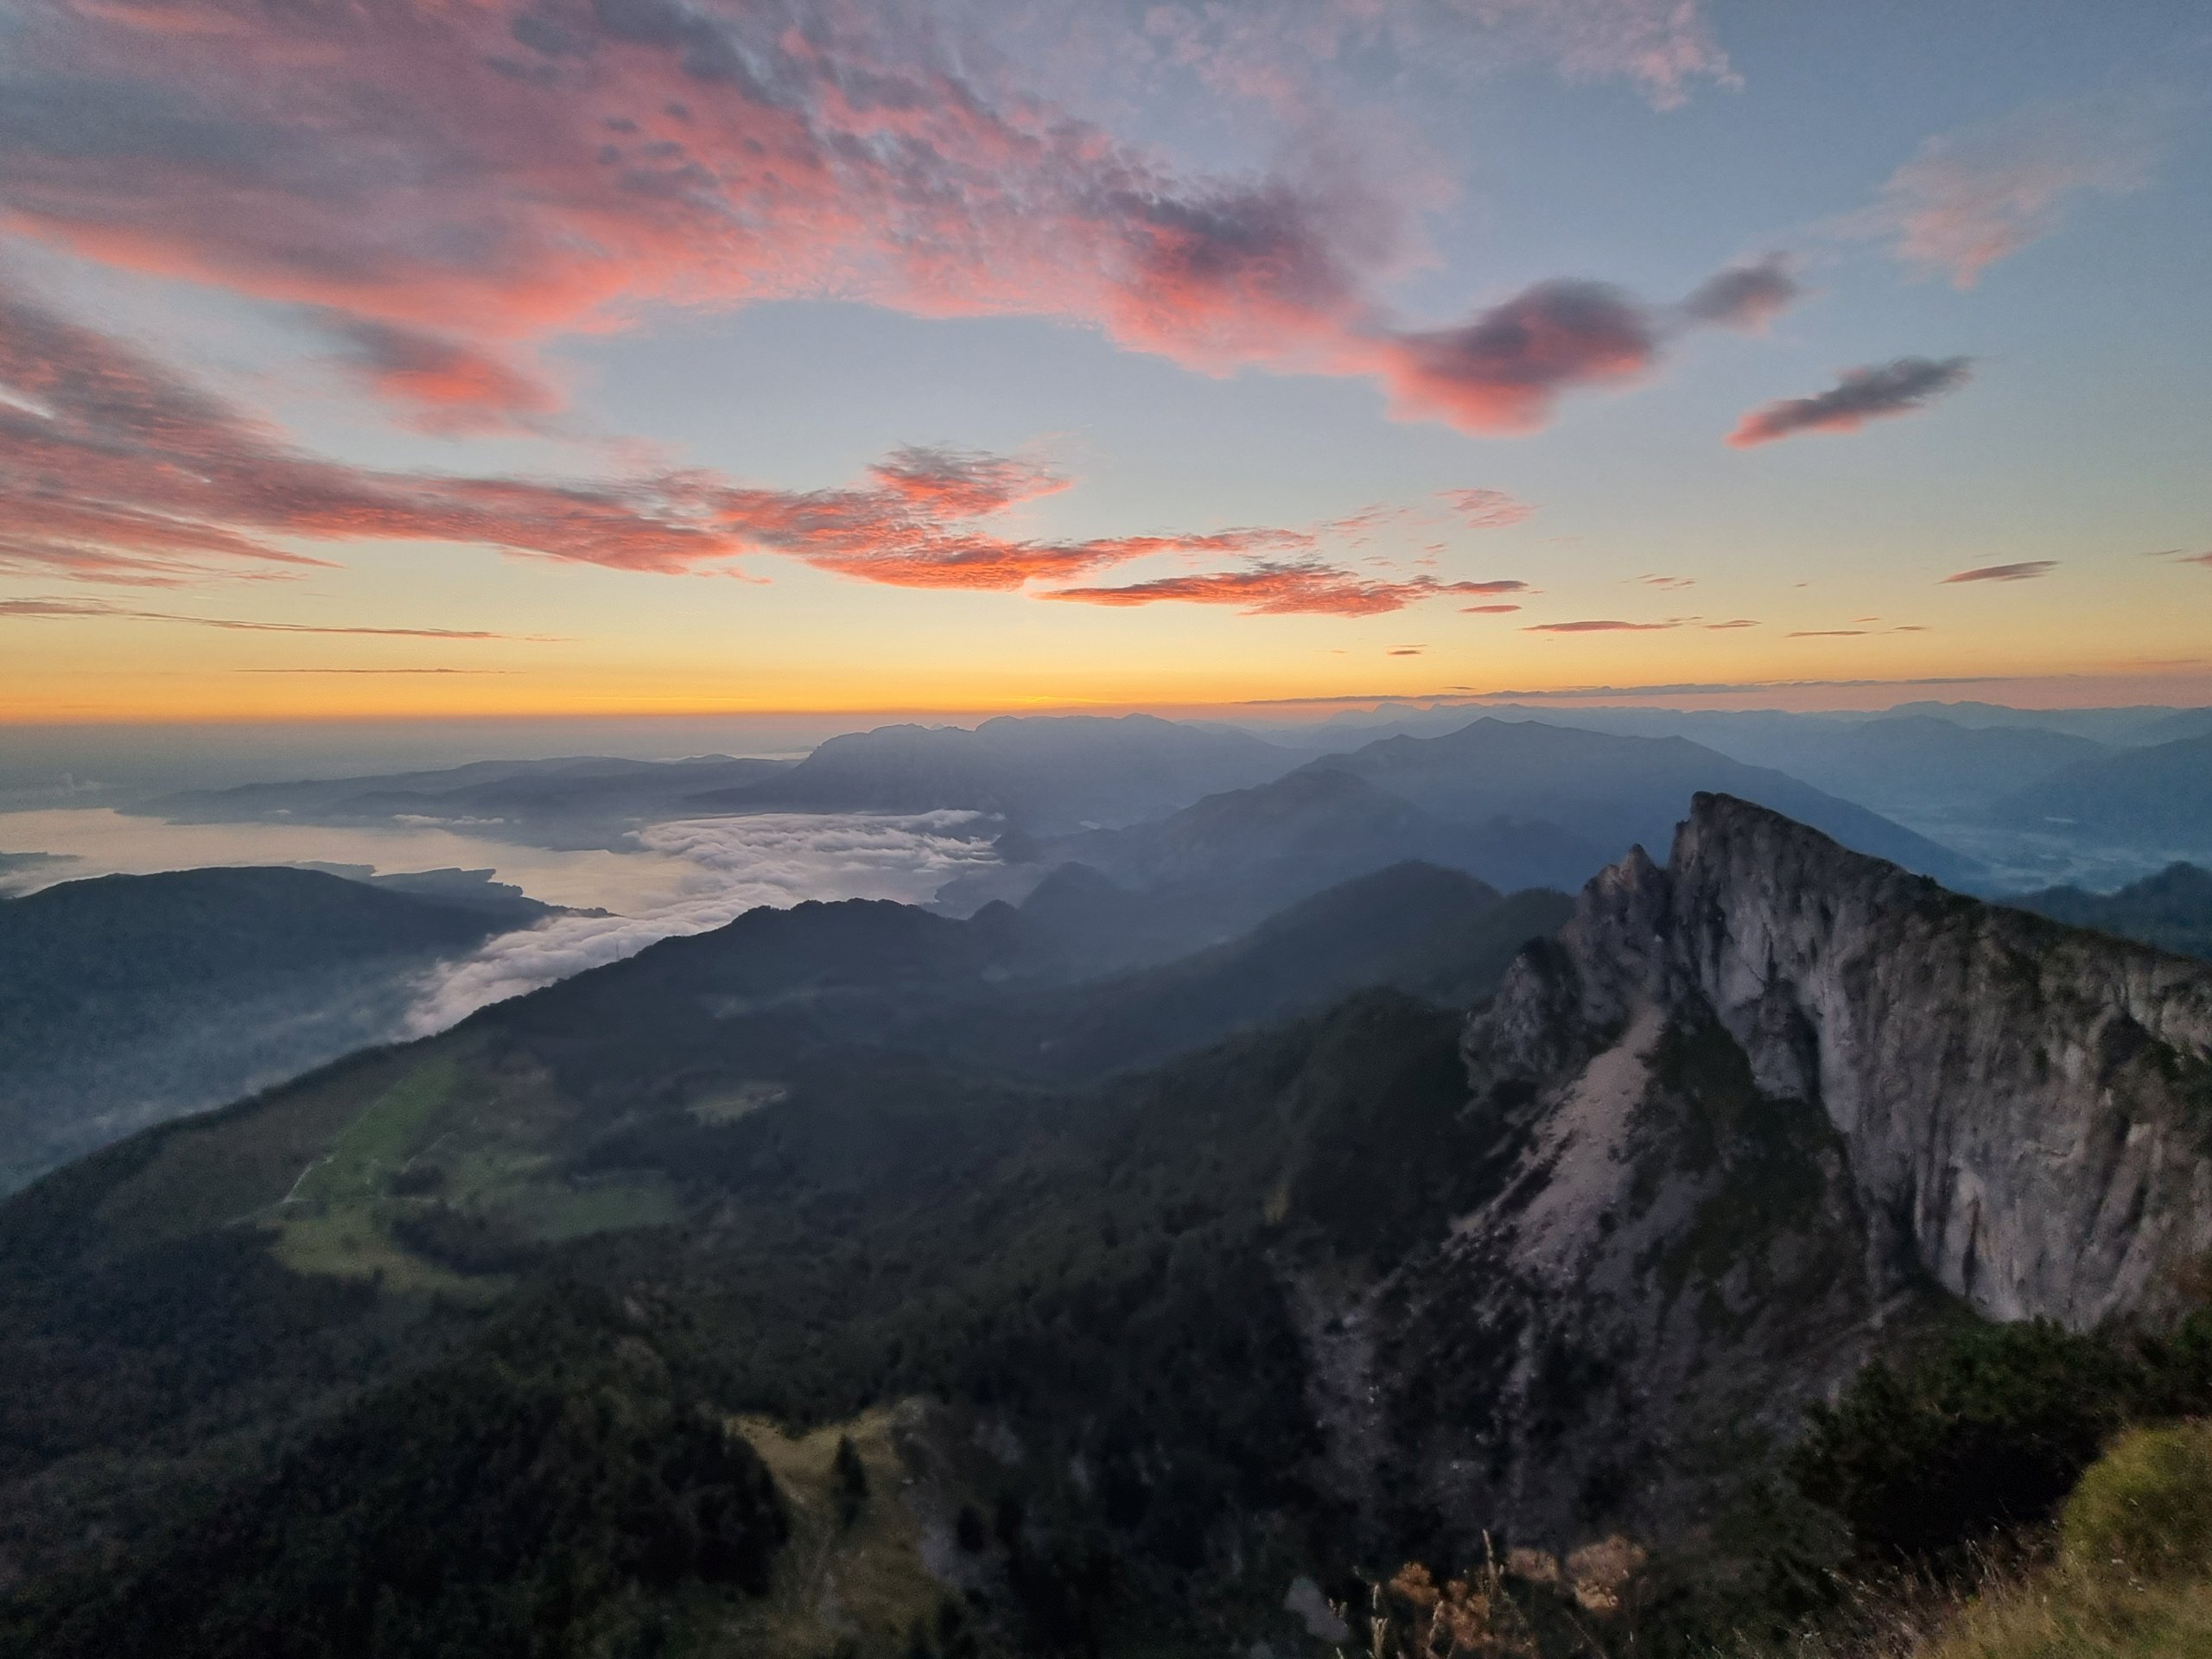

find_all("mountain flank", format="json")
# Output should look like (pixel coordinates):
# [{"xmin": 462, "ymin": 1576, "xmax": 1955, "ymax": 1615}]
[{"xmin": 2009, "ymin": 861, "xmax": 2212, "ymax": 960}]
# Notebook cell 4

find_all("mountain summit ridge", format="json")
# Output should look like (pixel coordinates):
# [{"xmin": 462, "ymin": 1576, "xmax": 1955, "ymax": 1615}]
[{"xmin": 1501, "ymin": 792, "xmax": 2212, "ymax": 1328}]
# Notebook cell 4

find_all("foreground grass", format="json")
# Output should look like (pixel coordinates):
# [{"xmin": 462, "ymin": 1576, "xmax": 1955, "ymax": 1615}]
[
  {"xmin": 1919, "ymin": 1571, "xmax": 2212, "ymax": 1659},
  {"xmin": 1766, "ymin": 1421, "xmax": 2212, "ymax": 1659}
]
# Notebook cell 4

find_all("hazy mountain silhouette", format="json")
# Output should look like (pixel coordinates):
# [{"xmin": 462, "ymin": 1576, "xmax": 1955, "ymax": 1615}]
[
  {"xmin": 1988, "ymin": 732, "xmax": 2212, "ymax": 854},
  {"xmin": 1301, "ymin": 716, "xmax": 1982, "ymax": 884},
  {"xmin": 689, "ymin": 713, "xmax": 1298, "ymax": 833}
]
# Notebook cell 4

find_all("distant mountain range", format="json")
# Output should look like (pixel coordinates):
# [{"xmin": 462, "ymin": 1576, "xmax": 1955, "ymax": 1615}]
[
  {"xmin": 127, "ymin": 707, "xmax": 2212, "ymax": 904},
  {"xmin": 1304, "ymin": 716, "xmax": 1981, "ymax": 885},
  {"xmin": 938, "ymin": 716, "xmax": 1981, "ymax": 932},
  {"xmin": 0, "ymin": 865, "xmax": 559, "ymax": 1192}
]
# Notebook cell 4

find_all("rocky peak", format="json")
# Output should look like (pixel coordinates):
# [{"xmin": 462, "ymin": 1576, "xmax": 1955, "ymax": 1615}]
[
  {"xmin": 1351, "ymin": 793, "xmax": 2212, "ymax": 1548},
  {"xmin": 1560, "ymin": 792, "xmax": 2212, "ymax": 1327}
]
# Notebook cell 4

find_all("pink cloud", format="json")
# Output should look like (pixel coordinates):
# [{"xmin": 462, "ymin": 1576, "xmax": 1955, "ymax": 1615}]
[
  {"xmin": 322, "ymin": 319, "xmax": 564, "ymax": 435},
  {"xmin": 1462, "ymin": 603, "xmax": 1522, "ymax": 614},
  {"xmin": 0, "ymin": 0, "xmax": 1781, "ymax": 439},
  {"xmin": 0, "ymin": 276, "xmax": 1321, "ymax": 594},
  {"xmin": 1524, "ymin": 618, "xmax": 1679, "ymax": 632},
  {"xmin": 1044, "ymin": 563, "xmax": 1521, "ymax": 617},
  {"xmin": 1851, "ymin": 101, "xmax": 2157, "ymax": 289}
]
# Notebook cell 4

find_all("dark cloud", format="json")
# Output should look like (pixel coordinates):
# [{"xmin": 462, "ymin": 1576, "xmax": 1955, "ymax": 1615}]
[
  {"xmin": 1374, "ymin": 280, "xmax": 1657, "ymax": 434},
  {"xmin": 1676, "ymin": 255, "xmax": 1800, "ymax": 331},
  {"xmin": 1728, "ymin": 356, "xmax": 1973, "ymax": 447},
  {"xmin": 1943, "ymin": 561, "xmax": 2056, "ymax": 583},
  {"xmin": 1523, "ymin": 619, "xmax": 1680, "ymax": 632}
]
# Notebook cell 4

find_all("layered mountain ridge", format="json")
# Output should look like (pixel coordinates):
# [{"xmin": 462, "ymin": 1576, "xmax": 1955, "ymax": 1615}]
[{"xmin": 10, "ymin": 796, "xmax": 2212, "ymax": 1653}]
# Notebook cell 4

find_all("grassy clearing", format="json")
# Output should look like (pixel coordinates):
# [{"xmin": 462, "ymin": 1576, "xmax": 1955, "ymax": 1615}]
[
  {"xmin": 708, "ymin": 1405, "xmax": 951, "ymax": 1658},
  {"xmin": 88, "ymin": 1048, "xmax": 422, "ymax": 1250},
  {"xmin": 288, "ymin": 1056, "xmax": 461, "ymax": 1209},
  {"xmin": 265, "ymin": 1205, "xmax": 488, "ymax": 1298},
  {"xmin": 507, "ymin": 1176, "xmax": 685, "ymax": 1241}
]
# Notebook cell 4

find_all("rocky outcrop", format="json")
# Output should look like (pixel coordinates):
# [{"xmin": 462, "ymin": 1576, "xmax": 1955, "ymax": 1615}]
[
  {"xmin": 1318, "ymin": 793, "xmax": 2212, "ymax": 1552},
  {"xmin": 1566, "ymin": 793, "xmax": 2212, "ymax": 1328}
]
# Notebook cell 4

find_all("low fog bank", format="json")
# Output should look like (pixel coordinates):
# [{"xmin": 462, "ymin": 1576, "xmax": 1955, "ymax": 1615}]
[{"xmin": 402, "ymin": 811, "xmax": 999, "ymax": 1031}]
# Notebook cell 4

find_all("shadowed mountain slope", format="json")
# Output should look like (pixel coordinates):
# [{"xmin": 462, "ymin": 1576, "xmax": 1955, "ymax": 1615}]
[
  {"xmin": 1989, "ymin": 732, "xmax": 2212, "ymax": 854},
  {"xmin": 0, "ymin": 867, "xmax": 555, "ymax": 1192},
  {"xmin": 2008, "ymin": 862, "xmax": 2212, "ymax": 960}
]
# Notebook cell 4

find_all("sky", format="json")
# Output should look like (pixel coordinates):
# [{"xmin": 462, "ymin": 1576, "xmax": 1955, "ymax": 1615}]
[{"xmin": 1, "ymin": 0, "xmax": 2209, "ymax": 724}]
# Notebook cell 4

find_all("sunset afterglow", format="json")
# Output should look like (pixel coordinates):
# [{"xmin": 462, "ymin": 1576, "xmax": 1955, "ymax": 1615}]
[{"xmin": 1, "ymin": 0, "xmax": 2207, "ymax": 721}]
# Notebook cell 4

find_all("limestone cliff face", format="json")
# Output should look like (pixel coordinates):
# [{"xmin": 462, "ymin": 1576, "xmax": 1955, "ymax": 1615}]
[
  {"xmin": 1569, "ymin": 793, "xmax": 2212, "ymax": 1328},
  {"xmin": 1312, "ymin": 793, "xmax": 2212, "ymax": 1552}
]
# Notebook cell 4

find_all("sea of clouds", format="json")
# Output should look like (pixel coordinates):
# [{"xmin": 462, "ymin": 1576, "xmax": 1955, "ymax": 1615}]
[{"xmin": 402, "ymin": 810, "xmax": 999, "ymax": 1033}]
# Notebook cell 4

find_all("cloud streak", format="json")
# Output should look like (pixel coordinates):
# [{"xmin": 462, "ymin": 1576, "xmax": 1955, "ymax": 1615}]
[
  {"xmin": 0, "ymin": 280, "xmax": 1336, "ymax": 596},
  {"xmin": 1727, "ymin": 355, "xmax": 1971, "ymax": 447},
  {"xmin": 1943, "ymin": 561, "xmax": 2056, "ymax": 584},
  {"xmin": 0, "ymin": 596, "xmax": 552, "ymax": 638},
  {"xmin": 1438, "ymin": 488, "xmax": 1535, "ymax": 529},
  {"xmin": 1043, "ymin": 563, "xmax": 1527, "ymax": 616},
  {"xmin": 1524, "ymin": 618, "xmax": 1679, "ymax": 632}
]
